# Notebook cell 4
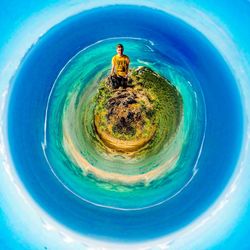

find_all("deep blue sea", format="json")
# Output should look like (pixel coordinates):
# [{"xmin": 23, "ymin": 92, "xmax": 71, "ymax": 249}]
[{"xmin": 6, "ymin": 5, "xmax": 243, "ymax": 242}]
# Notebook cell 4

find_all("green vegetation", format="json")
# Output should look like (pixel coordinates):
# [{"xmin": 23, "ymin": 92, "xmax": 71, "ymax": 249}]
[{"xmin": 93, "ymin": 66, "xmax": 183, "ymax": 155}]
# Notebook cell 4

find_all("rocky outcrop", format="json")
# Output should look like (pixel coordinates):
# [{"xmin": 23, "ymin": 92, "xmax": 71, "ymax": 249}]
[{"xmin": 93, "ymin": 66, "xmax": 183, "ymax": 154}]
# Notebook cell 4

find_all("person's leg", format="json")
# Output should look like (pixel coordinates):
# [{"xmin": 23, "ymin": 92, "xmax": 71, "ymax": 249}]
[
  {"xmin": 121, "ymin": 77, "xmax": 128, "ymax": 88},
  {"xmin": 111, "ymin": 75, "xmax": 119, "ymax": 88},
  {"xmin": 117, "ymin": 76, "xmax": 122, "ymax": 88}
]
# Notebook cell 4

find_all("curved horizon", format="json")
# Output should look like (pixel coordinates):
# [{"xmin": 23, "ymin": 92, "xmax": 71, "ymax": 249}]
[{"xmin": 1, "ymin": 1, "xmax": 250, "ymax": 249}]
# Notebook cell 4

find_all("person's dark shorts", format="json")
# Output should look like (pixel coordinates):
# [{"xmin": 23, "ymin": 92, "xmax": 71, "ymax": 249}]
[{"xmin": 110, "ymin": 75, "xmax": 127, "ymax": 88}]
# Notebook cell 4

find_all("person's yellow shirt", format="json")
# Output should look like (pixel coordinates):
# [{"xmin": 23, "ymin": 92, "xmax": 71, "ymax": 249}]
[{"xmin": 112, "ymin": 54, "xmax": 130, "ymax": 77}]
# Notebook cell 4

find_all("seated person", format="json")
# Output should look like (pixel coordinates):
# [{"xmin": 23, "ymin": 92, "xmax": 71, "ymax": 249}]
[{"xmin": 110, "ymin": 44, "xmax": 130, "ymax": 88}]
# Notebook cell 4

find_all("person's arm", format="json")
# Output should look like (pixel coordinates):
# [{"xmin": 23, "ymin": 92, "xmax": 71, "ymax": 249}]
[
  {"xmin": 111, "ymin": 64, "xmax": 115, "ymax": 76},
  {"xmin": 125, "ymin": 57, "xmax": 130, "ymax": 78},
  {"xmin": 110, "ymin": 57, "xmax": 115, "ymax": 76}
]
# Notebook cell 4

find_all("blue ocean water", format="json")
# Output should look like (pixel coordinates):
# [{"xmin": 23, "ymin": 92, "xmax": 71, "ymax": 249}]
[
  {"xmin": 6, "ymin": 5, "xmax": 243, "ymax": 242},
  {"xmin": 1, "ymin": 1, "xmax": 250, "ymax": 249}
]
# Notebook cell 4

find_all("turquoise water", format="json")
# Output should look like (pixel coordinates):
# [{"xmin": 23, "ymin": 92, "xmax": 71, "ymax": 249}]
[
  {"xmin": 0, "ymin": 1, "xmax": 249, "ymax": 249},
  {"xmin": 45, "ymin": 37, "xmax": 204, "ymax": 209}
]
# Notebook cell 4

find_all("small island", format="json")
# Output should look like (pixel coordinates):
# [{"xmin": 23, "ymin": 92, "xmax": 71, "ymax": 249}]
[{"xmin": 93, "ymin": 66, "xmax": 183, "ymax": 156}]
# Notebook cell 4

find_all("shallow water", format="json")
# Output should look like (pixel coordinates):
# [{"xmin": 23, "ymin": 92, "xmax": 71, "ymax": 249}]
[{"xmin": 1, "ymin": 1, "xmax": 250, "ymax": 249}]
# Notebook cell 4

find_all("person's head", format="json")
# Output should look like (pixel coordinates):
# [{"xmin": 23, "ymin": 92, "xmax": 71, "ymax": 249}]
[{"xmin": 116, "ymin": 44, "xmax": 124, "ymax": 56}]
